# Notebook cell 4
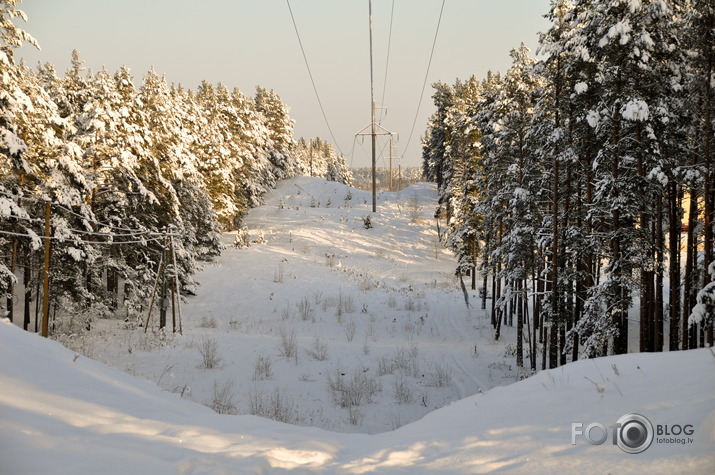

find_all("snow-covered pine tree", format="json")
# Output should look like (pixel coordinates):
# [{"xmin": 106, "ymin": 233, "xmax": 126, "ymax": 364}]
[
  {"xmin": 551, "ymin": 0, "xmax": 686, "ymax": 355},
  {"xmin": 0, "ymin": 0, "xmax": 38, "ymax": 319},
  {"xmin": 194, "ymin": 81, "xmax": 243, "ymax": 229},
  {"xmin": 229, "ymin": 86, "xmax": 273, "ymax": 210},
  {"xmin": 684, "ymin": 0, "xmax": 715, "ymax": 347},
  {"xmin": 421, "ymin": 81, "xmax": 455, "ymax": 195},
  {"xmin": 254, "ymin": 86, "xmax": 297, "ymax": 181},
  {"xmin": 138, "ymin": 68, "xmax": 221, "ymax": 293},
  {"xmin": 14, "ymin": 62, "xmax": 100, "ymax": 327}
]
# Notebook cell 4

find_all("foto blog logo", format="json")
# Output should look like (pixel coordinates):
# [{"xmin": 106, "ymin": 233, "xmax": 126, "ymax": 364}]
[
  {"xmin": 571, "ymin": 413, "xmax": 654, "ymax": 454},
  {"xmin": 571, "ymin": 413, "xmax": 695, "ymax": 454}
]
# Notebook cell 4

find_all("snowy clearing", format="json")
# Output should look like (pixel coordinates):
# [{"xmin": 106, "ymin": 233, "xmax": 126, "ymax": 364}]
[{"xmin": 1, "ymin": 177, "xmax": 714, "ymax": 474}]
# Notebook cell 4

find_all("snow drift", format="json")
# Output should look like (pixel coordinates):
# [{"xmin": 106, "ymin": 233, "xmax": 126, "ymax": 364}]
[{"xmin": 1, "ymin": 319, "xmax": 713, "ymax": 474}]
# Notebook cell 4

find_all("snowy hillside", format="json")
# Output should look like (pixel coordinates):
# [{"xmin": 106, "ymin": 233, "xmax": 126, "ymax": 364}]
[
  {"xmin": 2, "ymin": 177, "xmax": 714, "ymax": 474},
  {"xmin": 60, "ymin": 176, "xmax": 518, "ymax": 435}
]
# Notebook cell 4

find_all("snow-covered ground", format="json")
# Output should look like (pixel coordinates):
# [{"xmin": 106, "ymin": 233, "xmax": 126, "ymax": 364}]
[
  {"xmin": 63, "ymin": 177, "xmax": 518, "ymax": 435},
  {"xmin": 2, "ymin": 177, "xmax": 714, "ymax": 473}
]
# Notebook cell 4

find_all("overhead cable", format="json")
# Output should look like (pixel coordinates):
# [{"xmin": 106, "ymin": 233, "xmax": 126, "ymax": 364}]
[
  {"xmin": 402, "ymin": 0, "xmax": 446, "ymax": 159},
  {"xmin": 286, "ymin": 0, "xmax": 345, "ymax": 156},
  {"xmin": 378, "ymin": 0, "xmax": 396, "ymax": 124}
]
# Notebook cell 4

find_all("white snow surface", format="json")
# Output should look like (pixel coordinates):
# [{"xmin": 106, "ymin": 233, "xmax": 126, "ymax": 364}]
[{"xmin": 2, "ymin": 176, "xmax": 715, "ymax": 474}]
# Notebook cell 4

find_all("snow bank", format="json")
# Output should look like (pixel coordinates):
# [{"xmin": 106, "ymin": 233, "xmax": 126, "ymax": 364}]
[{"xmin": 1, "ymin": 319, "xmax": 713, "ymax": 474}]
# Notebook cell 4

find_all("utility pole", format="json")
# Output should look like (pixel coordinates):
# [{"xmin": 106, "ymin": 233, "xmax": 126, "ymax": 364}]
[
  {"xmin": 369, "ymin": 0, "xmax": 376, "ymax": 211},
  {"xmin": 355, "ymin": 0, "xmax": 395, "ymax": 212}
]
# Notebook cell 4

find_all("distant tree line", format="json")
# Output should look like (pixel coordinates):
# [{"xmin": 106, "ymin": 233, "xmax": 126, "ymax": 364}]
[
  {"xmin": 0, "ymin": 1, "xmax": 349, "ymax": 335},
  {"xmin": 294, "ymin": 137, "xmax": 353, "ymax": 185},
  {"xmin": 423, "ymin": 0, "xmax": 715, "ymax": 369},
  {"xmin": 351, "ymin": 167, "xmax": 424, "ymax": 192}
]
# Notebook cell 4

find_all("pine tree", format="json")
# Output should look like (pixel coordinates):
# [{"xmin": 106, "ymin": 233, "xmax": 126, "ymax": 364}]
[
  {"xmin": 254, "ymin": 86, "xmax": 297, "ymax": 181},
  {"xmin": 0, "ymin": 0, "xmax": 38, "ymax": 317},
  {"xmin": 685, "ymin": 0, "xmax": 715, "ymax": 346}
]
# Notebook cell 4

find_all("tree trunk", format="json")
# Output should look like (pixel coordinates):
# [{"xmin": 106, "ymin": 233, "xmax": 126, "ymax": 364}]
[
  {"xmin": 655, "ymin": 197, "xmax": 664, "ymax": 351},
  {"xmin": 668, "ymin": 183, "xmax": 681, "ymax": 350},
  {"xmin": 23, "ymin": 251, "xmax": 31, "ymax": 331},
  {"xmin": 6, "ymin": 241, "xmax": 17, "ymax": 322},
  {"xmin": 516, "ymin": 279, "xmax": 523, "ymax": 367},
  {"xmin": 482, "ymin": 233, "xmax": 489, "ymax": 311},
  {"xmin": 702, "ymin": 15, "xmax": 714, "ymax": 346},
  {"xmin": 683, "ymin": 187, "xmax": 698, "ymax": 350}
]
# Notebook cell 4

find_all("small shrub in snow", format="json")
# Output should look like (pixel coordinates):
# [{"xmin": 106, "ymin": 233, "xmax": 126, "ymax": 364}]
[
  {"xmin": 278, "ymin": 327, "xmax": 298, "ymax": 358},
  {"xmin": 297, "ymin": 297, "xmax": 315, "ymax": 322},
  {"xmin": 347, "ymin": 405, "xmax": 363, "ymax": 426},
  {"xmin": 233, "ymin": 227, "xmax": 250, "ymax": 248},
  {"xmin": 344, "ymin": 321, "xmax": 357, "ymax": 342},
  {"xmin": 428, "ymin": 362, "xmax": 453, "ymax": 388},
  {"xmin": 207, "ymin": 379, "xmax": 237, "ymax": 415},
  {"xmin": 406, "ymin": 195, "xmax": 423, "ymax": 223},
  {"xmin": 362, "ymin": 339, "xmax": 371, "ymax": 356},
  {"xmin": 198, "ymin": 337, "xmax": 222, "ymax": 369},
  {"xmin": 327, "ymin": 366, "xmax": 381, "ymax": 408},
  {"xmin": 359, "ymin": 276, "xmax": 376, "ymax": 292},
  {"xmin": 392, "ymin": 345, "xmax": 420, "ymax": 378},
  {"xmin": 312, "ymin": 290, "xmax": 324, "ymax": 305},
  {"xmin": 361, "ymin": 215, "xmax": 372, "ymax": 229},
  {"xmin": 252, "ymin": 355, "xmax": 273, "ymax": 381},
  {"xmin": 365, "ymin": 324, "xmax": 377, "ymax": 342},
  {"xmin": 198, "ymin": 316, "xmax": 218, "ymax": 328},
  {"xmin": 273, "ymin": 263, "xmax": 285, "ymax": 283},
  {"xmin": 249, "ymin": 387, "xmax": 298, "ymax": 424},
  {"xmin": 377, "ymin": 355, "xmax": 394, "ymax": 376},
  {"xmin": 253, "ymin": 231, "xmax": 267, "ymax": 244},
  {"xmin": 307, "ymin": 336, "xmax": 329, "ymax": 361},
  {"xmin": 325, "ymin": 252, "xmax": 336, "ymax": 268},
  {"xmin": 280, "ymin": 302, "xmax": 293, "ymax": 321},
  {"xmin": 172, "ymin": 383, "xmax": 190, "ymax": 398},
  {"xmin": 393, "ymin": 373, "xmax": 413, "ymax": 404},
  {"xmin": 336, "ymin": 291, "xmax": 356, "ymax": 315}
]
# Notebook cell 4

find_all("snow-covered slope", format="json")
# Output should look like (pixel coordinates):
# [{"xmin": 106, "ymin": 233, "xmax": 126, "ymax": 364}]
[
  {"xmin": 2, "ymin": 177, "xmax": 714, "ymax": 473},
  {"xmin": 77, "ymin": 176, "xmax": 512, "ymax": 435},
  {"xmin": 1, "ymin": 319, "xmax": 714, "ymax": 474}
]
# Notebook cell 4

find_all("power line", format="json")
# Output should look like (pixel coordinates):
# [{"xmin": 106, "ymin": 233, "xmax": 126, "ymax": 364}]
[
  {"xmin": 402, "ymin": 0, "xmax": 446, "ymax": 160},
  {"xmin": 378, "ymin": 0, "xmax": 395, "ymax": 124},
  {"xmin": 0, "ymin": 228, "xmax": 168, "ymax": 246},
  {"xmin": 286, "ymin": 0, "xmax": 345, "ymax": 156},
  {"xmin": 1, "ymin": 189, "xmax": 177, "ymax": 236}
]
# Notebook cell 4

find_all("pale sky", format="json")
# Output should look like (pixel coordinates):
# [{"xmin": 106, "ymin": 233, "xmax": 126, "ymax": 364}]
[{"xmin": 16, "ymin": 0, "xmax": 552, "ymax": 169}]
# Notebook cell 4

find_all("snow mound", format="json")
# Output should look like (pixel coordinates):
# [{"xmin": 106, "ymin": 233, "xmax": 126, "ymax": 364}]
[{"xmin": 2, "ymin": 320, "xmax": 713, "ymax": 474}]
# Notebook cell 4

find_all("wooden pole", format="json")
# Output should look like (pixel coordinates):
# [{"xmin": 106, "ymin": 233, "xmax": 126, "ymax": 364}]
[
  {"xmin": 369, "ymin": 0, "xmax": 377, "ymax": 212},
  {"xmin": 41, "ymin": 201, "xmax": 51, "ymax": 338},
  {"xmin": 143, "ymin": 249, "xmax": 164, "ymax": 333},
  {"xmin": 170, "ymin": 234, "xmax": 183, "ymax": 335},
  {"xmin": 7, "ymin": 240, "xmax": 17, "ymax": 322},
  {"xmin": 169, "ymin": 238, "xmax": 176, "ymax": 333}
]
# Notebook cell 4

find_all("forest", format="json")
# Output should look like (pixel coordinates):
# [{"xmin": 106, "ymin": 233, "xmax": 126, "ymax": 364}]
[
  {"xmin": 423, "ymin": 0, "xmax": 715, "ymax": 369},
  {"xmin": 0, "ymin": 5, "xmax": 351, "ymax": 337}
]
